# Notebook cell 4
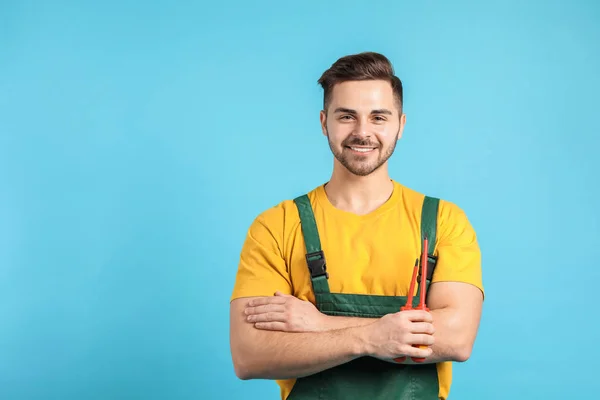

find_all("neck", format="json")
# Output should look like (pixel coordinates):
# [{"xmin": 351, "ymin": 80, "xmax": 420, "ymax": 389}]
[{"xmin": 324, "ymin": 162, "xmax": 394, "ymax": 215}]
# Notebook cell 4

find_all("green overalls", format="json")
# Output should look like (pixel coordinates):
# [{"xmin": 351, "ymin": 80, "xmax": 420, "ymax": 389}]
[{"xmin": 287, "ymin": 194, "xmax": 441, "ymax": 400}]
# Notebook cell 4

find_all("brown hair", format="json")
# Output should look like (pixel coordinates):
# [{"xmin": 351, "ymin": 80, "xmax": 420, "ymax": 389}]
[{"xmin": 317, "ymin": 52, "xmax": 403, "ymax": 113}]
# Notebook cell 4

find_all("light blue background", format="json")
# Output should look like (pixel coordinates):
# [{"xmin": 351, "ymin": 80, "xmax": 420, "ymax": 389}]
[{"xmin": 1, "ymin": 1, "xmax": 599, "ymax": 399}]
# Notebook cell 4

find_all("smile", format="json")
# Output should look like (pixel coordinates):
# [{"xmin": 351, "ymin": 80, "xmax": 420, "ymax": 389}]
[{"xmin": 347, "ymin": 146, "xmax": 376, "ymax": 153}]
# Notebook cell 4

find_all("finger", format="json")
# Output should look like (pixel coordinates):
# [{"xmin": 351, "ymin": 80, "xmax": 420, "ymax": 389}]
[
  {"xmin": 401, "ymin": 343, "xmax": 433, "ymax": 359},
  {"xmin": 254, "ymin": 321, "xmax": 288, "ymax": 331},
  {"xmin": 274, "ymin": 291, "xmax": 292, "ymax": 297},
  {"xmin": 247, "ymin": 297, "xmax": 287, "ymax": 307},
  {"xmin": 409, "ymin": 322, "xmax": 435, "ymax": 335},
  {"xmin": 404, "ymin": 310, "xmax": 433, "ymax": 322},
  {"xmin": 406, "ymin": 333, "xmax": 435, "ymax": 346},
  {"xmin": 245, "ymin": 304, "xmax": 286, "ymax": 315},
  {"xmin": 248, "ymin": 311, "xmax": 288, "ymax": 323}
]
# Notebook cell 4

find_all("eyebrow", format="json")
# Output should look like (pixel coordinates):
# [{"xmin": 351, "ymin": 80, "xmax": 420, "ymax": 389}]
[{"xmin": 333, "ymin": 107, "xmax": 393, "ymax": 115}]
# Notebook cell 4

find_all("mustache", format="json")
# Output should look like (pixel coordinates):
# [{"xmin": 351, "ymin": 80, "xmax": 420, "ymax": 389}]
[{"xmin": 342, "ymin": 137, "xmax": 379, "ymax": 147}]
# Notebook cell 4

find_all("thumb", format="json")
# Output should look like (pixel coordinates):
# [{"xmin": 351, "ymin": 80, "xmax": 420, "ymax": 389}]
[{"xmin": 274, "ymin": 291, "xmax": 290, "ymax": 297}]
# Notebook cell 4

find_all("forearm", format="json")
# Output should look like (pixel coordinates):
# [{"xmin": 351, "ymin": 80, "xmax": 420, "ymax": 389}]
[
  {"xmin": 232, "ymin": 324, "xmax": 369, "ymax": 380},
  {"xmin": 320, "ymin": 315, "xmax": 378, "ymax": 330},
  {"xmin": 317, "ymin": 310, "xmax": 470, "ymax": 364}
]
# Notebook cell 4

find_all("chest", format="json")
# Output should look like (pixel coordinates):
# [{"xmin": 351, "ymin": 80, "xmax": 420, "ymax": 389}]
[{"xmin": 286, "ymin": 213, "xmax": 424, "ymax": 299}]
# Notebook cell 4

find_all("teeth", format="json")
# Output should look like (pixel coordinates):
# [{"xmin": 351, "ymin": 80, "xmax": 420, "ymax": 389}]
[{"xmin": 350, "ymin": 147, "xmax": 374, "ymax": 152}]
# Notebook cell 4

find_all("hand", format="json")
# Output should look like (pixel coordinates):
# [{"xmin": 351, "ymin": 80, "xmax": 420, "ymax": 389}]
[
  {"xmin": 362, "ymin": 310, "xmax": 435, "ymax": 361},
  {"xmin": 244, "ymin": 291, "xmax": 328, "ymax": 332}
]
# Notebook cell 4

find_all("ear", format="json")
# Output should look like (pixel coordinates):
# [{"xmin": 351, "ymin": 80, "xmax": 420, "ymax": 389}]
[
  {"xmin": 397, "ymin": 113, "xmax": 406, "ymax": 141},
  {"xmin": 320, "ymin": 110, "xmax": 327, "ymax": 137}
]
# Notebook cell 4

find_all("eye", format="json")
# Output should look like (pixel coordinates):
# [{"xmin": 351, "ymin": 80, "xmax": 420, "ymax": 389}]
[
  {"xmin": 339, "ymin": 115, "xmax": 354, "ymax": 121},
  {"xmin": 373, "ymin": 115, "xmax": 387, "ymax": 122}
]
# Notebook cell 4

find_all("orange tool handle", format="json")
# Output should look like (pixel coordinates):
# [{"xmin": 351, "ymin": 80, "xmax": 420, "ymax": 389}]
[
  {"xmin": 398, "ymin": 307, "xmax": 431, "ymax": 363},
  {"xmin": 409, "ymin": 305, "xmax": 430, "ymax": 362},
  {"xmin": 393, "ymin": 263, "xmax": 419, "ymax": 363},
  {"xmin": 395, "ymin": 238, "xmax": 431, "ymax": 364},
  {"xmin": 411, "ymin": 237, "xmax": 430, "ymax": 363}
]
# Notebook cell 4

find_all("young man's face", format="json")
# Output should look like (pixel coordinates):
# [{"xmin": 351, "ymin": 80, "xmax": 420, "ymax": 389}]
[{"xmin": 320, "ymin": 79, "xmax": 405, "ymax": 177}]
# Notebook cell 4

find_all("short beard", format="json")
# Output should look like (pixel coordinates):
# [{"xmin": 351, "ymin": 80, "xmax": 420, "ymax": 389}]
[{"xmin": 326, "ymin": 128, "xmax": 400, "ymax": 176}]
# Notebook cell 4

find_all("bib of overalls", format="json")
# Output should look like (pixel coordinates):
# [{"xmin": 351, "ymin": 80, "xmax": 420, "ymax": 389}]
[{"xmin": 287, "ymin": 194, "xmax": 441, "ymax": 400}]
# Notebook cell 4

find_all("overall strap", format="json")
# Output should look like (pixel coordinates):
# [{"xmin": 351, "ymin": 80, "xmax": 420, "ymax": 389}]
[
  {"xmin": 293, "ymin": 194, "xmax": 331, "ymax": 295},
  {"xmin": 420, "ymin": 195, "xmax": 440, "ymax": 282}
]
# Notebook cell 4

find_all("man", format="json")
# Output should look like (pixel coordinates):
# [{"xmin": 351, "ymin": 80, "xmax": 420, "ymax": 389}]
[{"xmin": 229, "ymin": 52, "xmax": 484, "ymax": 400}]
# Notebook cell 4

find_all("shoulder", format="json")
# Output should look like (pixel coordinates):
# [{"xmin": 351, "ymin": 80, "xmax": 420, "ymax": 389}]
[
  {"xmin": 252, "ymin": 185, "xmax": 320, "ymax": 225},
  {"xmin": 246, "ymin": 185, "xmax": 322, "ymax": 242},
  {"xmin": 394, "ymin": 181, "xmax": 474, "ymax": 234}
]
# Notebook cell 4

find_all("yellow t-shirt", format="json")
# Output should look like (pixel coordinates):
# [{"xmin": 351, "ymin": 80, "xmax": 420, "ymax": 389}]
[{"xmin": 231, "ymin": 180, "xmax": 484, "ymax": 400}]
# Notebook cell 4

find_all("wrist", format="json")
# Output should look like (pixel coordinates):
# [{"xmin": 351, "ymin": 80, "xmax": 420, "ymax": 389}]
[
  {"xmin": 317, "ymin": 314, "xmax": 333, "ymax": 332},
  {"xmin": 348, "ymin": 324, "xmax": 373, "ymax": 358}
]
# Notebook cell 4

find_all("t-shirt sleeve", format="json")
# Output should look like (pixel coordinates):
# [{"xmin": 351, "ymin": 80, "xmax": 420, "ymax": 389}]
[
  {"xmin": 230, "ymin": 210, "xmax": 292, "ymax": 302},
  {"xmin": 431, "ymin": 200, "xmax": 484, "ymax": 297}
]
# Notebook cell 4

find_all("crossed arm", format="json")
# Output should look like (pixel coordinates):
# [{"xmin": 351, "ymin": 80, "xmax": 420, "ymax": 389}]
[{"xmin": 230, "ymin": 281, "xmax": 483, "ymax": 380}]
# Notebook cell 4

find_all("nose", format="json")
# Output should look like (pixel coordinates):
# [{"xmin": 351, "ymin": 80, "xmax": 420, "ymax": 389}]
[{"xmin": 354, "ymin": 117, "xmax": 370, "ymax": 138}]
